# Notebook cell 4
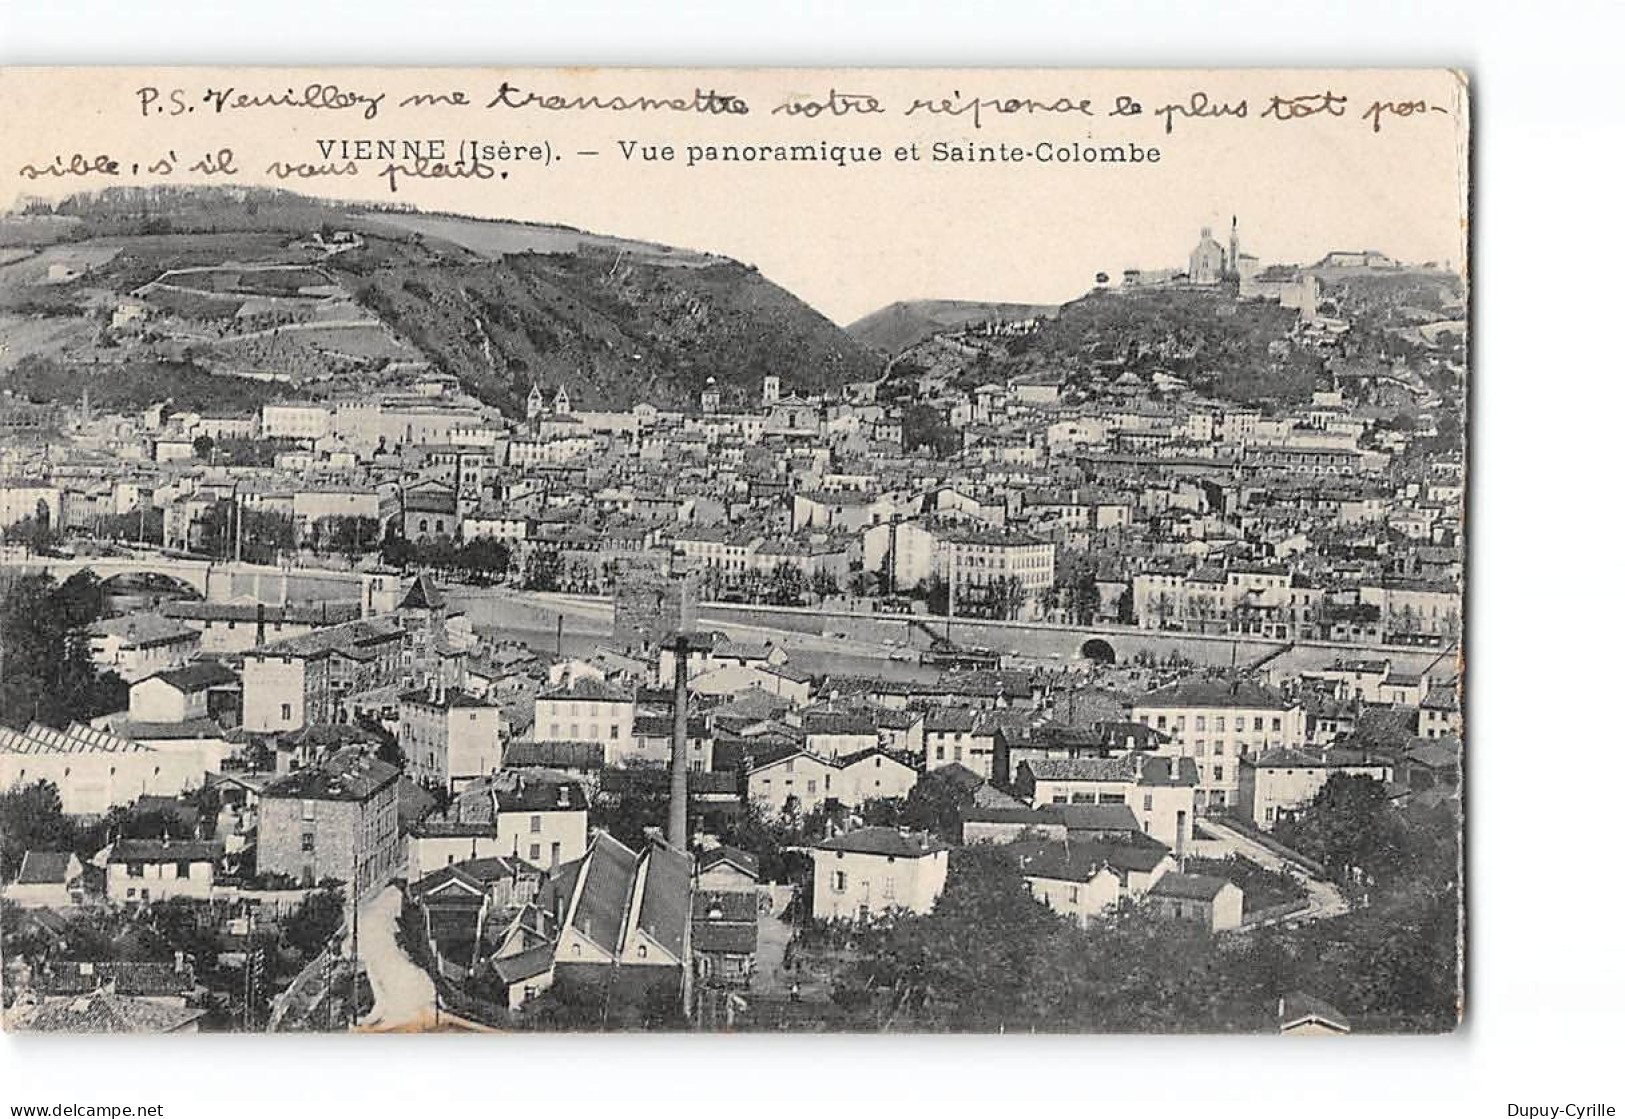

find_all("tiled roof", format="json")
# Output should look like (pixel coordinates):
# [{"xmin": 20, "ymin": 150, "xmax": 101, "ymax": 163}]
[
  {"xmin": 140, "ymin": 661, "xmax": 239, "ymax": 693},
  {"xmin": 491, "ymin": 942, "xmax": 557, "ymax": 985},
  {"xmin": 1278, "ymin": 990, "xmax": 1351, "ymax": 1033},
  {"xmin": 816, "ymin": 827, "xmax": 945, "ymax": 858},
  {"xmin": 1135, "ymin": 677, "xmax": 1290, "ymax": 711},
  {"xmin": 6, "ymin": 990, "xmax": 206, "ymax": 1033},
  {"xmin": 39, "ymin": 960, "xmax": 194, "ymax": 998},
  {"xmin": 108, "ymin": 838, "xmax": 223, "ymax": 865},
  {"xmin": 85, "ymin": 614, "xmax": 198, "ymax": 648},
  {"xmin": 697, "ymin": 845, "xmax": 760, "ymax": 878},
  {"xmin": 635, "ymin": 841, "xmax": 693, "ymax": 961},
  {"xmin": 504, "ymin": 740, "xmax": 605, "ymax": 770},
  {"xmin": 262, "ymin": 747, "xmax": 398, "ymax": 802},
  {"xmin": 1148, "ymin": 872, "xmax": 1233, "ymax": 902},
  {"xmin": 15, "ymin": 851, "xmax": 76, "ymax": 885}
]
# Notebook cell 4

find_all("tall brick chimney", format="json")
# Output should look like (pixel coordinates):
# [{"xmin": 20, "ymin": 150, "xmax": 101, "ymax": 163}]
[{"xmin": 667, "ymin": 635, "xmax": 689, "ymax": 851}]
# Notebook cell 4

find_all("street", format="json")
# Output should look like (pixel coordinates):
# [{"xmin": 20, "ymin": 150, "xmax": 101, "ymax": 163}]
[
  {"xmin": 1197, "ymin": 817, "xmax": 1349, "ymax": 923},
  {"xmin": 352, "ymin": 884, "xmax": 440, "ymax": 1032}
]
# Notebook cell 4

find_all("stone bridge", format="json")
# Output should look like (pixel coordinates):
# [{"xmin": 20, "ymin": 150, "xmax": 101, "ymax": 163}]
[{"xmin": 1, "ymin": 555, "xmax": 400, "ymax": 615}]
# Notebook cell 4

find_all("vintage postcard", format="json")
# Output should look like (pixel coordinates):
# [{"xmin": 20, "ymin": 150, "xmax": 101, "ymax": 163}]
[{"xmin": 0, "ymin": 68, "xmax": 1466, "ymax": 1034}]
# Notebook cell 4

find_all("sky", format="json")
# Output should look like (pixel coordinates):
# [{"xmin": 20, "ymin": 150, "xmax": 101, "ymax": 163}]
[{"xmin": 0, "ymin": 67, "xmax": 1469, "ymax": 325}]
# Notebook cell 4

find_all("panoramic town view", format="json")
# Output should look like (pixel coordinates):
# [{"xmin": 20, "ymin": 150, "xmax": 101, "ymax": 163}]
[{"xmin": 0, "ymin": 186, "xmax": 1463, "ymax": 1034}]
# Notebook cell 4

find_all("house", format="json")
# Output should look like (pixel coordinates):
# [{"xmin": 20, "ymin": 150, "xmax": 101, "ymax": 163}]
[
  {"xmin": 398, "ymin": 684, "xmax": 501, "ymax": 792},
  {"xmin": 85, "ymin": 615, "xmax": 201, "ymax": 682},
  {"xmin": 4, "ymin": 851, "xmax": 85, "ymax": 908},
  {"xmin": 128, "ymin": 661, "xmax": 239, "ymax": 725},
  {"xmin": 495, "ymin": 831, "xmax": 693, "ymax": 1014},
  {"xmin": 696, "ymin": 845, "xmax": 760, "ymax": 893},
  {"xmin": 407, "ymin": 769, "xmax": 589, "ymax": 879},
  {"xmin": 241, "ymin": 617, "xmax": 407, "ymax": 733},
  {"xmin": 106, "ymin": 838, "xmax": 221, "ymax": 905},
  {"xmin": 837, "ymin": 747, "xmax": 920, "ymax": 807},
  {"xmin": 1012, "ymin": 840, "xmax": 1124, "ymax": 927},
  {"xmin": 923, "ymin": 707, "xmax": 997, "ymax": 780},
  {"xmin": 812, "ymin": 827, "xmax": 949, "ymax": 922},
  {"xmin": 1278, "ymin": 991, "xmax": 1352, "ymax": 1036},
  {"xmin": 961, "ymin": 802, "xmax": 1141, "ymax": 846},
  {"xmin": 744, "ymin": 744, "xmax": 842, "ymax": 817},
  {"xmin": 1144, "ymin": 872, "xmax": 1244, "ymax": 932},
  {"xmin": 1130, "ymin": 677, "xmax": 1307, "ymax": 814},
  {"xmin": 532, "ymin": 676, "xmax": 636, "ymax": 764},
  {"xmin": 1236, "ymin": 748, "xmax": 1394, "ymax": 830},
  {"xmin": 491, "ymin": 770, "xmax": 590, "ymax": 873},
  {"xmin": 408, "ymin": 855, "xmax": 545, "ymax": 968},
  {"xmin": 257, "ymin": 747, "xmax": 401, "ymax": 892},
  {"xmin": 692, "ymin": 889, "xmax": 758, "ymax": 987},
  {"xmin": 1014, "ymin": 755, "xmax": 1197, "ymax": 854},
  {"xmin": 503, "ymin": 740, "xmax": 605, "ymax": 789}
]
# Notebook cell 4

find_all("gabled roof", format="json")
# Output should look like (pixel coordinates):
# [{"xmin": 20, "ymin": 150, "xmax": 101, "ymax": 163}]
[
  {"xmin": 634, "ymin": 841, "xmax": 693, "ymax": 961},
  {"xmin": 6, "ymin": 990, "xmax": 206, "ymax": 1033},
  {"xmin": 139, "ymin": 661, "xmax": 239, "ymax": 693},
  {"xmin": 1135, "ymin": 677, "xmax": 1291, "ymax": 711},
  {"xmin": 1148, "ymin": 871, "xmax": 1234, "ymax": 902},
  {"xmin": 816, "ymin": 827, "xmax": 945, "ymax": 859},
  {"xmin": 1279, "ymin": 990, "xmax": 1351, "ymax": 1034},
  {"xmin": 697, "ymin": 844, "xmax": 760, "ymax": 879},
  {"xmin": 491, "ymin": 942, "xmax": 557, "ymax": 985},
  {"xmin": 15, "ymin": 851, "xmax": 77, "ymax": 885},
  {"xmin": 398, "ymin": 575, "xmax": 445, "ymax": 611},
  {"xmin": 570, "ymin": 833, "xmax": 640, "ymax": 953},
  {"xmin": 108, "ymin": 839, "xmax": 223, "ymax": 865}
]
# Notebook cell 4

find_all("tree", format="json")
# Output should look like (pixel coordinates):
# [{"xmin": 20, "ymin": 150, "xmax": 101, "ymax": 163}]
[
  {"xmin": 283, "ymin": 887, "xmax": 346, "ymax": 959},
  {"xmin": 192, "ymin": 433, "xmax": 215, "ymax": 461},
  {"xmin": 767, "ymin": 562, "xmax": 809, "ymax": 607},
  {"xmin": 312, "ymin": 515, "xmax": 379, "ymax": 559},
  {"xmin": 0, "ymin": 572, "xmax": 127, "ymax": 730},
  {"xmin": 1115, "ymin": 586, "xmax": 1135, "ymax": 625},
  {"xmin": 986, "ymin": 575, "xmax": 1027, "ymax": 621},
  {"xmin": 523, "ymin": 548, "xmax": 565, "ymax": 592},
  {"xmin": 900, "ymin": 403, "xmax": 960, "ymax": 457},
  {"xmin": 1, "ymin": 501, "xmax": 58, "ymax": 554},
  {"xmin": 0, "ymin": 781, "xmax": 76, "ymax": 879},
  {"xmin": 1274, "ymin": 773, "xmax": 1403, "ymax": 884},
  {"xmin": 897, "ymin": 768, "xmax": 978, "ymax": 844},
  {"xmin": 379, "ymin": 528, "xmax": 414, "ymax": 570}
]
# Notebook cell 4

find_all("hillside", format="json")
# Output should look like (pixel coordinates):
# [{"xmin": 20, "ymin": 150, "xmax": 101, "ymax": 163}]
[
  {"xmin": 332, "ymin": 233, "xmax": 879, "ymax": 415},
  {"xmin": 848, "ymin": 299, "xmax": 1060, "ymax": 354},
  {"xmin": 0, "ymin": 187, "xmax": 880, "ymax": 416}
]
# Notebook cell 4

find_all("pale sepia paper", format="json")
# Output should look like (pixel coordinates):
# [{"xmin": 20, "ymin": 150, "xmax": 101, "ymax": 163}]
[{"xmin": 0, "ymin": 67, "xmax": 1466, "ymax": 1036}]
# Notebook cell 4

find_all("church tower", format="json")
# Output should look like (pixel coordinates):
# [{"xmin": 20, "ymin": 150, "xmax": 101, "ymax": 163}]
[
  {"xmin": 553, "ymin": 385, "xmax": 572, "ymax": 416},
  {"xmin": 526, "ymin": 382, "xmax": 546, "ymax": 421}
]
